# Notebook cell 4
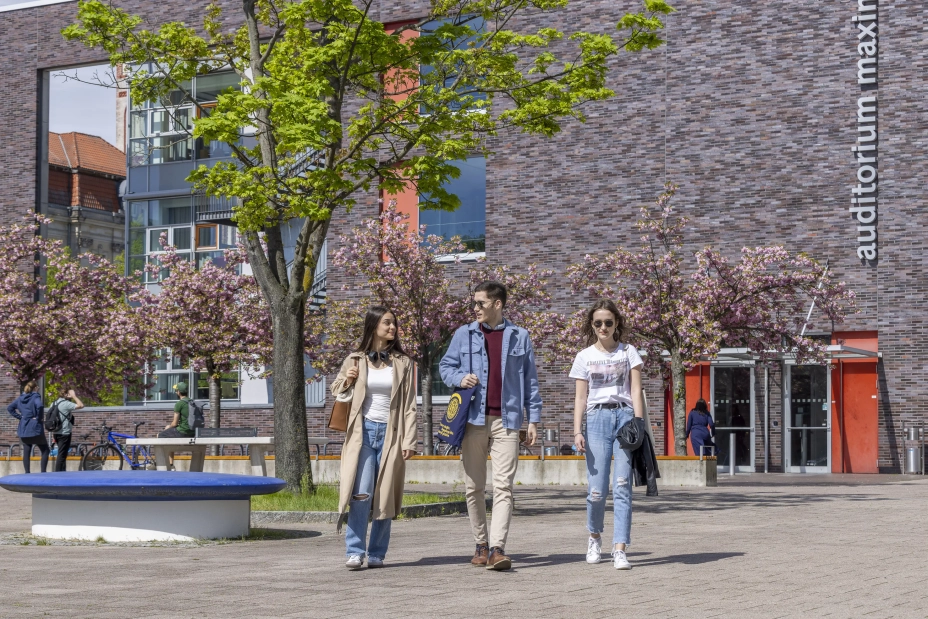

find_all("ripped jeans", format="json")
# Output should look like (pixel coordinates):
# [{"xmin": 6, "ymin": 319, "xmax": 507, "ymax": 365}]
[
  {"xmin": 584, "ymin": 404, "xmax": 634, "ymax": 546},
  {"xmin": 345, "ymin": 418, "xmax": 392, "ymax": 559}
]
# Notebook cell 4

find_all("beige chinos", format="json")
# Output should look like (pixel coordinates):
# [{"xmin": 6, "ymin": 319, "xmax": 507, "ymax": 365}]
[{"xmin": 461, "ymin": 418, "xmax": 520, "ymax": 549}]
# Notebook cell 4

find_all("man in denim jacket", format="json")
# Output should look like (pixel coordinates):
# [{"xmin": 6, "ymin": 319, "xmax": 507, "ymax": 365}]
[{"xmin": 440, "ymin": 281, "xmax": 542, "ymax": 571}]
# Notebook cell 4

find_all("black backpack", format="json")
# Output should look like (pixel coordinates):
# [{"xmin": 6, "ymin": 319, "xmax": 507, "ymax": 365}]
[
  {"xmin": 186, "ymin": 399, "xmax": 205, "ymax": 430},
  {"xmin": 44, "ymin": 400, "xmax": 64, "ymax": 433}
]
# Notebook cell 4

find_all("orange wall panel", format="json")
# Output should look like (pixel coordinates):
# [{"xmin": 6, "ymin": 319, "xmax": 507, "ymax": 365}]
[
  {"xmin": 381, "ymin": 181, "xmax": 419, "ymax": 226},
  {"xmin": 832, "ymin": 331, "xmax": 878, "ymax": 363},
  {"xmin": 832, "ymin": 361, "xmax": 879, "ymax": 473},
  {"xmin": 665, "ymin": 363, "xmax": 710, "ymax": 455},
  {"xmin": 383, "ymin": 21, "xmax": 419, "ymax": 103}
]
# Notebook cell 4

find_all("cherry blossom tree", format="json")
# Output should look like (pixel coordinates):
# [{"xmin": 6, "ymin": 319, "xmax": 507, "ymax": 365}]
[
  {"xmin": 0, "ymin": 214, "xmax": 149, "ymax": 400},
  {"xmin": 138, "ymin": 237, "xmax": 271, "ymax": 437},
  {"xmin": 321, "ymin": 206, "xmax": 561, "ymax": 453},
  {"xmin": 566, "ymin": 185, "xmax": 857, "ymax": 455}
]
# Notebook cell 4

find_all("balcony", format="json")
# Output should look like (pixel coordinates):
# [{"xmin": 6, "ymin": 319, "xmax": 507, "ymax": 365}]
[{"xmin": 194, "ymin": 192, "xmax": 237, "ymax": 226}]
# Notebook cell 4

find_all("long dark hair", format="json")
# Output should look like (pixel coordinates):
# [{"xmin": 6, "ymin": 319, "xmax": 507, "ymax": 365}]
[
  {"xmin": 354, "ymin": 305, "xmax": 406, "ymax": 356},
  {"xmin": 580, "ymin": 299, "xmax": 627, "ymax": 346},
  {"xmin": 694, "ymin": 398, "xmax": 709, "ymax": 413}
]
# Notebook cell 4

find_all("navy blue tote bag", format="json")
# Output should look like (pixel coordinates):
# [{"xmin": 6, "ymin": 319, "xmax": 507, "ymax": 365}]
[{"xmin": 437, "ymin": 348, "xmax": 476, "ymax": 448}]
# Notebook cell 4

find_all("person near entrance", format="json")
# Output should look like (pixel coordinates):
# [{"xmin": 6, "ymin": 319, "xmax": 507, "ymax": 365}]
[
  {"xmin": 570, "ymin": 299, "xmax": 644, "ymax": 570},
  {"xmin": 439, "ymin": 281, "xmax": 542, "ymax": 571},
  {"xmin": 7, "ymin": 380, "xmax": 49, "ymax": 474},
  {"xmin": 330, "ymin": 306, "xmax": 417, "ymax": 570},
  {"xmin": 49, "ymin": 389, "xmax": 84, "ymax": 471},
  {"xmin": 686, "ymin": 398, "xmax": 716, "ymax": 457}
]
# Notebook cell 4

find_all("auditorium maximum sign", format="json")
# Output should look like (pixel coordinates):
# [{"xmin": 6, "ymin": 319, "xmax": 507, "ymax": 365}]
[{"xmin": 852, "ymin": 0, "xmax": 877, "ymax": 261}]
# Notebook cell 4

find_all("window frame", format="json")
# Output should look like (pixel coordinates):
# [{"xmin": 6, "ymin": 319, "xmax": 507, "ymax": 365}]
[{"xmin": 195, "ymin": 224, "xmax": 219, "ymax": 250}]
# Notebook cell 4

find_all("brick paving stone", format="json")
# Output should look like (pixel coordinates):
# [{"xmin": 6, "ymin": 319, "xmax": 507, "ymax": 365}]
[{"xmin": 1, "ymin": 475, "xmax": 927, "ymax": 618}]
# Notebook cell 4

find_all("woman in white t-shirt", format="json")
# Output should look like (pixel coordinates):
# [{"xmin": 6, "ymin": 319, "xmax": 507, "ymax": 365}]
[
  {"xmin": 331, "ymin": 306, "xmax": 417, "ymax": 570},
  {"xmin": 570, "ymin": 299, "xmax": 644, "ymax": 570}
]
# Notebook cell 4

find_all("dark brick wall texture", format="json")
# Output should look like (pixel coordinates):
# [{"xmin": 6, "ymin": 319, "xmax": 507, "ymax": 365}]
[{"xmin": 2, "ymin": 1, "xmax": 925, "ymax": 472}]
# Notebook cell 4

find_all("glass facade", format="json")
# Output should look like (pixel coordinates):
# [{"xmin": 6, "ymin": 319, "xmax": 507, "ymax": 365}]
[{"xmin": 125, "ymin": 69, "xmax": 244, "ymax": 405}]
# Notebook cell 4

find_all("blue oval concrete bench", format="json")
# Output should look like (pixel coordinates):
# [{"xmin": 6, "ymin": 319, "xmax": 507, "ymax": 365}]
[{"xmin": 0, "ymin": 471, "xmax": 286, "ymax": 542}]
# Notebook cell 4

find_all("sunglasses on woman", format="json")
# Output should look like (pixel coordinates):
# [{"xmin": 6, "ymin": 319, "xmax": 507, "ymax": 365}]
[{"xmin": 592, "ymin": 320, "xmax": 615, "ymax": 328}]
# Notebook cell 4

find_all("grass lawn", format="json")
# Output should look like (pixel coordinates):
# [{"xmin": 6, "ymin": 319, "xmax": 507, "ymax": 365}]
[{"xmin": 251, "ymin": 485, "xmax": 464, "ymax": 512}]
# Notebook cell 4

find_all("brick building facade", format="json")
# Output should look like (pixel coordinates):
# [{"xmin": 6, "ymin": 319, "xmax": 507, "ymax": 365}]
[{"xmin": 1, "ymin": 0, "xmax": 925, "ymax": 472}]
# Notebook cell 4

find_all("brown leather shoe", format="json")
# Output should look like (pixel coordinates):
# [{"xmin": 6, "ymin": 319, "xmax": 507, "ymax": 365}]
[
  {"xmin": 471, "ymin": 544, "xmax": 489, "ymax": 566},
  {"xmin": 486, "ymin": 547, "xmax": 512, "ymax": 571}
]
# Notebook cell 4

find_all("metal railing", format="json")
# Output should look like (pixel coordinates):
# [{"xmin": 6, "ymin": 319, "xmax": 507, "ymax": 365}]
[{"xmin": 194, "ymin": 192, "xmax": 238, "ymax": 223}]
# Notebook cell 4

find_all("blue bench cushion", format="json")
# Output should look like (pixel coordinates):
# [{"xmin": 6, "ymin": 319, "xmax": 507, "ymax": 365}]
[{"xmin": 0, "ymin": 471, "xmax": 285, "ymax": 500}]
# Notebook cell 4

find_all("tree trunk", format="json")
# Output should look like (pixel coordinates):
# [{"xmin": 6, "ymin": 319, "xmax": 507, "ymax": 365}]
[
  {"xmin": 670, "ymin": 350, "xmax": 688, "ymax": 456},
  {"xmin": 206, "ymin": 359, "xmax": 221, "ymax": 456},
  {"xmin": 240, "ymin": 215, "xmax": 327, "ymax": 494},
  {"xmin": 271, "ymin": 297, "xmax": 314, "ymax": 493},
  {"xmin": 419, "ymin": 353, "xmax": 433, "ymax": 455}
]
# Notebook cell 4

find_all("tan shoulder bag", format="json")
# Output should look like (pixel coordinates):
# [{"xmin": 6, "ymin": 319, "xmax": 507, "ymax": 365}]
[{"xmin": 327, "ymin": 357, "xmax": 358, "ymax": 432}]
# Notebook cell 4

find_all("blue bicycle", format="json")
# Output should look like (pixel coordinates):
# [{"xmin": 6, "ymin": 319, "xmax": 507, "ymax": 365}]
[{"xmin": 80, "ymin": 421, "xmax": 156, "ymax": 471}]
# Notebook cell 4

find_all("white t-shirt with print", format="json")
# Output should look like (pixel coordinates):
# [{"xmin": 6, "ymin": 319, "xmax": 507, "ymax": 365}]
[{"xmin": 569, "ymin": 343, "xmax": 643, "ymax": 410}]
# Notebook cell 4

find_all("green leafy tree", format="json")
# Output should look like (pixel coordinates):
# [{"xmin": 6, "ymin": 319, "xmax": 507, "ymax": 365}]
[{"xmin": 64, "ymin": 0, "xmax": 673, "ymax": 491}]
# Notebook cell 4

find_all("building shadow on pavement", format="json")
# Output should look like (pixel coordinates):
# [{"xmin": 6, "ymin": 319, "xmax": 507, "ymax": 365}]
[{"xmin": 633, "ymin": 491, "xmax": 894, "ymax": 515}]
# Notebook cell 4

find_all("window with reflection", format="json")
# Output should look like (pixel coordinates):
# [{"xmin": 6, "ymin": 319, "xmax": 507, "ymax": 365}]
[
  {"xmin": 128, "ymin": 68, "xmax": 240, "ymax": 167},
  {"xmin": 419, "ymin": 156, "xmax": 486, "ymax": 252}
]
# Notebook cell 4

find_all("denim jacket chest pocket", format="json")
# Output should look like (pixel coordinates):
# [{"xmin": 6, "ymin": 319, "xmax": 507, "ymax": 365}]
[{"xmin": 508, "ymin": 345, "xmax": 526, "ymax": 371}]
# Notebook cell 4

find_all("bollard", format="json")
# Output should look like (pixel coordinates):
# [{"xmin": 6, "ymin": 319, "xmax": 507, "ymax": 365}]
[
  {"xmin": 905, "ymin": 447, "xmax": 922, "ymax": 475},
  {"xmin": 729, "ymin": 433, "xmax": 736, "ymax": 476}
]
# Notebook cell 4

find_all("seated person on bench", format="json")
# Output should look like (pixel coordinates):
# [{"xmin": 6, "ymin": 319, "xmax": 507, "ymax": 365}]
[{"xmin": 157, "ymin": 382, "xmax": 195, "ymax": 468}]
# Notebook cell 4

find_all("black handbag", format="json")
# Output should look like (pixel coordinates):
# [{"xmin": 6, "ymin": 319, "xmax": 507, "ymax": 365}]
[{"xmin": 437, "ymin": 346, "xmax": 476, "ymax": 448}]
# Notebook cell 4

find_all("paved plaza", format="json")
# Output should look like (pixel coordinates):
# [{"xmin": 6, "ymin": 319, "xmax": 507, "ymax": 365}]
[{"xmin": 1, "ymin": 475, "xmax": 927, "ymax": 618}]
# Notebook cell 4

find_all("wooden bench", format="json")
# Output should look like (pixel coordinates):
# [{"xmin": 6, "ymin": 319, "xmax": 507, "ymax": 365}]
[{"xmin": 126, "ymin": 436, "xmax": 275, "ymax": 476}]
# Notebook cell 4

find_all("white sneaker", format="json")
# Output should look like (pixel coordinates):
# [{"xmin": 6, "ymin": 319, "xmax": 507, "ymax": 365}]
[
  {"xmin": 367, "ymin": 556, "xmax": 384, "ymax": 568},
  {"xmin": 345, "ymin": 555, "xmax": 364, "ymax": 569},
  {"xmin": 613, "ymin": 550, "xmax": 631, "ymax": 570},
  {"xmin": 586, "ymin": 537, "xmax": 602, "ymax": 564}
]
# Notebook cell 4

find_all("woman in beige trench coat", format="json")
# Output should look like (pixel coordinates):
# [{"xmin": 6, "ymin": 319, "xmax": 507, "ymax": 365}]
[{"xmin": 331, "ymin": 306, "xmax": 417, "ymax": 569}]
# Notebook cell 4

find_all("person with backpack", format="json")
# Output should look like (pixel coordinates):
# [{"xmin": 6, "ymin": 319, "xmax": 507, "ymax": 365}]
[
  {"xmin": 46, "ymin": 389, "xmax": 84, "ymax": 472},
  {"xmin": 7, "ymin": 380, "xmax": 50, "ymax": 474},
  {"xmin": 157, "ymin": 382, "xmax": 198, "ymax": 468}
]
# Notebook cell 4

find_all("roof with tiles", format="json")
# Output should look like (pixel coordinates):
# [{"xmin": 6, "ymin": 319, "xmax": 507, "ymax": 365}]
[{"xmin": 48, "ymin": 132, "xmax": 126, "ymax": 179}]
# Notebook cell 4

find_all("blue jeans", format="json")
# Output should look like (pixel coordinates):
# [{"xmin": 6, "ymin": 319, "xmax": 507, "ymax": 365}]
[
  {"xmin": 345, "ymin": 418, "xmax": 392, "ymax": 560},
  {"xmin": 584, "ymin": 405, "xmax": 634, "ymax": 546}
]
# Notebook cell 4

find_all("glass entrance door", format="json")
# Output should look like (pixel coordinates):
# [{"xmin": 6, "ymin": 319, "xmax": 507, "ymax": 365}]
[
  {"xmin": 712, "ymin": 366, "xmax": 755, "ymax": 473},
  {"xmin": 785, "ymin": 365, "xmax": 831, "ymax": 473}
]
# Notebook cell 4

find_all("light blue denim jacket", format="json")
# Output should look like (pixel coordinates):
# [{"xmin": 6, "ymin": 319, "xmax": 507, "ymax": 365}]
[{"xmin": 439, "ymin": 319, "xmax": 542, "ymax": 430}]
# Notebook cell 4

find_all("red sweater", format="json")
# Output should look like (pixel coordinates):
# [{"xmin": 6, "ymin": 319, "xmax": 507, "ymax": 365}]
[{"xmin": 481, "ymin": 324, "xmax": 504, "ymax": 416}]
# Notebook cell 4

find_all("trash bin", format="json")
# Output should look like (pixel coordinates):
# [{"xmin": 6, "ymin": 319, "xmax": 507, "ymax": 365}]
[
  {"xmin": 905, "ymin": 446, "xmax": 923, "ymax": 474},
  {"xmin": 905, "ymin": 427, "xmax": 921, "ymax": 441}
]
